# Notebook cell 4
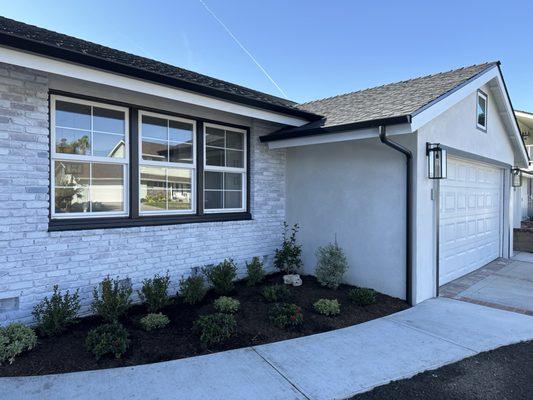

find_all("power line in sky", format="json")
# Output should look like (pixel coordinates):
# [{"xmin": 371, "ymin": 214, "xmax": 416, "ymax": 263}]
[{"xmin": 198, "ymin": 0, "xmax": 289, "ymax": 99}]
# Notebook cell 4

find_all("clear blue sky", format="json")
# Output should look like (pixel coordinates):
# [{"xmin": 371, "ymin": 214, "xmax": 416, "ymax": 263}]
[{"xmin": 1, "ymin": 0, "xmax": 532, "ymax": 110}]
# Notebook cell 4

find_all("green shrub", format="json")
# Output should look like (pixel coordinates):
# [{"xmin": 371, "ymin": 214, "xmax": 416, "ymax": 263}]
[
  {"xmin": 85, "ymin": 323, "xmax": 129, "ymax": 360},
  {"xmin": 32, "ymin": 284, "xmax": 80, "ymax": 336},
  {"xmin": 214, "ymin": 296, "xmax": 240, "ymax": 314},
  {"xmin": 274, "ymin": 222, "xmax": 302, "ymax": 275},
  {"xmin": 246, "ymin": 257, "xmax": 265, "ymax": 286},
  {"xmin": 140, "ymin": 313, "xmax": 170, "ymax": 331},
  {"xmin": 313, "ymin": 299, "xmax": 341, "ymax": 316},
  {"xmin": 202, "ymin": 259, "xmax": 237, "ymax": 295},
  {"xmin": 138, "ymin": 273, "xmax": 171, "ymax": 313},
  {"xmin": 262, "ymin": 284, "xmax": 291, "ymax": 303},
  {"xmin": 179, "ymin": 275, "xmax": 207, "ymax": 305},
  {"xmin": 269, "ymin": 303, "xmax": 303, "ymax": 329},
  {"xmin": 91, "ymin": 276, "xmax": 132, "ymax": 322},
  {"xmin": 193, "ymin": 313, "xmax": 236, "ymax": 347},
  {"xmin": 0, "ymin": 323, "xmax": 37, "ymax": 365},
  {"xmin": 315, "ymin": 242, "xmax": 348, "ymax": 289},
  {"xmin": 348, "ymin": 287, "xmax": 377, "ymax": 306}
]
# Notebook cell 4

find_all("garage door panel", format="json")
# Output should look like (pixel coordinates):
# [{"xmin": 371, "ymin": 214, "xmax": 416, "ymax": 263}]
[{"xmin": 439, "ymin": 157, "xmax": 502, "ymax": 285}]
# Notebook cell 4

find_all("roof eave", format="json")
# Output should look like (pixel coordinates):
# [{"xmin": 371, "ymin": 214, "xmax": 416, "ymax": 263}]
[
  {"xmin": 260, "ymin": 115, "xmax": 412, "ymax": 143},
  {"xmin": 0, "ymin": 32, "xmax": 322, "ymax": 122}
]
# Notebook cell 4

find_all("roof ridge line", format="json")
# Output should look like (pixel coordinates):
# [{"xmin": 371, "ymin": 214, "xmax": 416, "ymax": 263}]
[{"xmin": 298, "ymin": 61, "xmax": 499, "ymax": 107}]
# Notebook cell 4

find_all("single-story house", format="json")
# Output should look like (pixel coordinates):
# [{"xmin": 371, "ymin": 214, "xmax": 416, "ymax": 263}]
[{"xmin": 0, "ymin": 17, "xmax": 528, "ymax": 324}]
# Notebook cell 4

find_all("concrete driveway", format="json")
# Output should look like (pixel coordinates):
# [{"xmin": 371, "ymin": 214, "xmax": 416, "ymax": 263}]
[
  {"xmin": 440, "ymin": 253, "xmax": 533, "ymax": 315},
  {"xmin": 2, "ymin": 297, "xmax": 532, "ymax": 400}
]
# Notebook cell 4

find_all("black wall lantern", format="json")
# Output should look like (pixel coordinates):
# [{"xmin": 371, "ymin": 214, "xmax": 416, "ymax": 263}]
[
  {"xmin": 511, "ymin": 167, "xmax": 522, "ymax": 187},
  {"xmin": 426, "ymin": 143, "xmax": 447, "ymax": 179}
]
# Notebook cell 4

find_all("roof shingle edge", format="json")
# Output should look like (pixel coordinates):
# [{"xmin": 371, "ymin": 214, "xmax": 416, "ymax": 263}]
[{"xmin": 0, "ymin": 17, "xmax": 322, "ymax": 122}]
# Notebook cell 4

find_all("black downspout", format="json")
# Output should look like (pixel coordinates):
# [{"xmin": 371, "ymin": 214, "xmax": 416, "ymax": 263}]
[{"xmin": 379, "ymin": 126, "xmax": 413, "ymax": 306}]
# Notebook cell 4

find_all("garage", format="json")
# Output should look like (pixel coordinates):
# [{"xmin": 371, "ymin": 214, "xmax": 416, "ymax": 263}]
[{"xmin": 439, "ymin": 157, "xmax": 503, "ymax": 285}]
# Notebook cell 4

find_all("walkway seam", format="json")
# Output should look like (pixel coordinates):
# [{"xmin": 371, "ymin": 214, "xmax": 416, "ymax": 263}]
[
  {"xmin": 251, "ymin": 347, "xmax": 312, "ymax": 400},
  {"xmin": 384, "ymin": 318, "xmax": 479, "ymax": 353}
]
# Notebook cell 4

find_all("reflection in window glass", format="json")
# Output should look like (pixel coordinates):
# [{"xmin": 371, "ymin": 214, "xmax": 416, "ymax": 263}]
[
  {"xmin": 477, "ymin": 91, "xmax": 487, "ymax": 129},
  {"xmin": 93, "ymin": 107, "xmax": 125, "ymax": 134},
  {"xmin": 141, "ymin": 115, "xmax": 194, "ymax": 164},
  {"xmin": 140, "ymin": 166, "xmax": 192, "ymax": 212},
  {"xmin": 167, "ymin": 168, "xmax": 192, "ymax": 210},
  {"xmin": 140, "ymin": 166, "xmax": 166, "ymax": 212},
  {"xmin": 55, "ymin": 100, "xmax": 126, "ymax": 159},
  {"xmin": 55, "ymin": 128, "xmax": 91, "ymax": 155},
  {"xmin": 205, "ymin": 127, "xmax": 225, "ymax": 146},
  {"xmin": 53, "ymin": 161, "xmax": 124, "ymax": 214},
  {"xmin": 169, "ymin": 142, "xmax": 193, "ymax": 164},
  {"xmin": 169, "ymin": 120, "xmax": 194, "ymax": 143},
  {"xmin": 52, "ymin": 97, "xmax": 128, "ymax": 218},
  {"xmin": 93, "ymin": 132, "xmax": 125, "ymax": 158},
  {"xmin": 142, "ymin": 138, "xmax": 168, "ymax": 162},
  {"xmin": 91, "ymin": 164, "xmax": 124, "ymax": 212},
  {"xmin": 56, "ymin": 101, "xmax": 91, "ymax": 130}
]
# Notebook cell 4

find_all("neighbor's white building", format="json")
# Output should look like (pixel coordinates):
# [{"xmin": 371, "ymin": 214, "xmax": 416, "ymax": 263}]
[{"xmin": 0, "ymin": 17, "xmax": 527, "ymax": 323}]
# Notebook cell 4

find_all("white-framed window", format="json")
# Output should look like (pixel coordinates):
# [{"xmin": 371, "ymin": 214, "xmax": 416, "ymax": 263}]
[
  {"xmin": 204, "ymin": 123, "xmax": 247, "ymax": 213},
  {"xmin": 138, "ymin": 110, "xmax": 196, "ymax": 215},
  {"xmin": 50, "ymin": 95, "xmax": 129, "ymax": 219},
  {"xmin": 476, "ymin": 90, "xmax": 488, "ymax": 131}
]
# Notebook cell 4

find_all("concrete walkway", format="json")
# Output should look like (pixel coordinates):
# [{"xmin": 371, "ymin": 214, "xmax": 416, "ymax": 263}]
[
  {"xmin": 440, "ymin": 254, "xmax": 533, "ymax": 315},
  {"xmin": 2, "ymin": 298, "xmax": 532, "ymax": 400}
]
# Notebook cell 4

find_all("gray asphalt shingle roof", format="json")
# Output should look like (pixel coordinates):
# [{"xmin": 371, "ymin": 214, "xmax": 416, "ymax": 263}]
[
  {"xmin": 261, "ymin": 62, "xmax": 499, "ymax": 141},
  {"xmin": 0, "ymin": 16, "xmax": 320, "ymax": 120}
]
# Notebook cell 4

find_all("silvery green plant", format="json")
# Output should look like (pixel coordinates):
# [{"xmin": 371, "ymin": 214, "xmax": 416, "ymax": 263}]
[{"xmin": 315, "ymin": 241, "xmax": 348, "ymax": 289}]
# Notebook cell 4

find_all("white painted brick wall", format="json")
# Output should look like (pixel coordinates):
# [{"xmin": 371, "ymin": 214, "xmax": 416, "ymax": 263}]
[{"xmin": 0, "ymin": 63, "xmax": 287, "ymax": 325}]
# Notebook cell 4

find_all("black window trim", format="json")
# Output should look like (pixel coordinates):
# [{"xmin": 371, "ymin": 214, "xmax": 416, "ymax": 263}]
[{"xmin": 48, "ymin": 90, "xmax": 251, "ymax": 231}]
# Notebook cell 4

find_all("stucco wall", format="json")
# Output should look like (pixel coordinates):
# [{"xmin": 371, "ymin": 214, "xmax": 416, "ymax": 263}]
[
  {"xmin": 285, "ymin": 137, "xmax": 410, "ymax": 300},
  {"xmin": 0, "ymin": 63, "xmax": 287, "ymax": 324},
  {"xmin": 414, "ymin": 81, "xmax": 517, "ymax": 303}
]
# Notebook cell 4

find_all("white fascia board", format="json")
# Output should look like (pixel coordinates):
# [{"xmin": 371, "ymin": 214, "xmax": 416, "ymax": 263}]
[
  {"xmin": 0, "ymin": 46, "xmax": 308, "ymax": 127},
  {"xmin": 267, "ymin": 123, "xmax": 412, "ymax": 149},
  {"xmin": 490, "ymin": 74, "xmax": 529, "ymax": 166},
  {"xmin": 411, "ymin": 66, "xmax": 528, "ymax": 166}
]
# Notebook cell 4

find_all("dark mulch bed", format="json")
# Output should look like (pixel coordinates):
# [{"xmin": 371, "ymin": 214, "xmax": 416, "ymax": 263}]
[
  {"xmin": 351, "ymin": 340, "xmax": 533, "ymax": 400},
  {"xmin": 0, "ymin": 273, "xmax": 408, "ymax": 377}
]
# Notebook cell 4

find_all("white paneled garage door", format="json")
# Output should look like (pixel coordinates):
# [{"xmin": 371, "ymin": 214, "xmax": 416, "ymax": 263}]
[{"xmin": 439, "ymin": 157, "xmax": 503, "ymax": 285}]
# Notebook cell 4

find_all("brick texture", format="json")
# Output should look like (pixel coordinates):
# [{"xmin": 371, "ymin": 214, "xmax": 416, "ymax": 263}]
[{"xmin": 0, "ymin": 63, "xmax": 287, "ymax": 324}]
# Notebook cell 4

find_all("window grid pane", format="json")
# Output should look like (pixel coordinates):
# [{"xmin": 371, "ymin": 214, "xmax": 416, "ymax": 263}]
[
  {"xmin": 55, "ymin": 100, "xmax": 126, "ymax": 159},
  {"xmin": 205, "ymin": 127, "xmax": 244, "ymax": 168},
  {"xmin": 139, "ymin": 112, "xmax": 196, "ymax": 215},
  {"xmin": 141, "ymin": 115, "xmax": 194, "ymax": 165},
  {"xmin": 204, "ymin": 171, "xmax": 244, "ymax": 210},
  {"xmin": 140, "ymin": 166, "xmax": 192, "ymax": 212},
  {"xmin": 53, "ymin": 160, "xmax": 125, "ymax": 214},
  {"xmin": 52, "ymin": 97, "xmax": 128, "ymax": 218}
]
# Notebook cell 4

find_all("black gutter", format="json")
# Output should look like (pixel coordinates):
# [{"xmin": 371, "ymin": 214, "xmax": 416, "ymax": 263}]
[
  {"xmin": 378, "ymin": 125, "xmax": 413, "ymax": 305},
  {"xmin": 260, "ymin": 115, "xmax": 411, "ymax": 143},
  {"xmin": 0, "ymin": 33, "xmax": 322, "ymax": 122}
]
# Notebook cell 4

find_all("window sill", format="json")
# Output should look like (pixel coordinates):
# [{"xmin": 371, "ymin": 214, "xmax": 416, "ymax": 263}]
[{"xmin": 48, "ymin": 212, "xmax": 252, "ymax": 232}]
